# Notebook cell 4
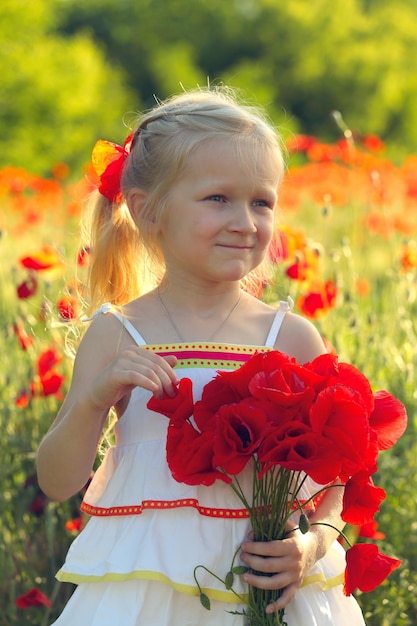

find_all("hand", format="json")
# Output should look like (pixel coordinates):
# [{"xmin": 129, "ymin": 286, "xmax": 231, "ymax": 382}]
[
  {"xmin": 240, "ymin": 522, "xmax": 317, "ymax": 613},
  {"xmin": 88, "ymin": 347, "xmax": 179, "ymax": 412}
]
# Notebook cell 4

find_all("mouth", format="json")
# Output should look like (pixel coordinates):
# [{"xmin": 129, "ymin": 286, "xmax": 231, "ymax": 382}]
[{"xmin": 217, "ymin": 243, "xmax": 253, "ymax": 250}]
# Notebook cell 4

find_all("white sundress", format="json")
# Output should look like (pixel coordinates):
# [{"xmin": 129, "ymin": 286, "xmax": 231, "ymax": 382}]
[{"xmin": 51, "ymin": 301, "xmax": 366, "ymax": 626}]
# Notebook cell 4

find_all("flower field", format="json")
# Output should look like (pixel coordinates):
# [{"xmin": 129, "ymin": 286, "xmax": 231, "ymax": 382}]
[{"xmin": 1, "ymin": 132, "xmax": 417, "ymax": 625}]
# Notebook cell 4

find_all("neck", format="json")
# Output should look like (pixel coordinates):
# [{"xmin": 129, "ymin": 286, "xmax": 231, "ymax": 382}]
[
  {"xmin": 157, "ymin": 278, "xmax": 242, "ymax": 315},
  {"xmin": 156, "ymin": 282, "xmax": 243, "ymax": 342}
]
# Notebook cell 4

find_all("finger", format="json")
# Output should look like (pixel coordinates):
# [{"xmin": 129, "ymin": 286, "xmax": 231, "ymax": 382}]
[
  {"xmin": 126, "ymin": 349, "xmax": 179, "ymax": 394},
  {"xmin": 241, "ymin": 551, "xmax": 293, "ymax": 576},
  {"xmin": 104, "ymin": 357, "xmax": 167, "ymax": 399},
  {"xmin": 241, "ymin": 539, "xmax": 286, "ymax": 558},
  {"xmin": 243, "ymin": 569, "xmax": 291, "ymax": 591},
  {"xmin": 265, "ymin": 584, "xmax": 297, "ymax": 613},
  {"xmin": 140, "ymin": 350, "xmax": 179, "ymax": 383},
  {"xmin": 131, "ymin": 362, "xmax": 177, "ymax": 397},
  {"xmin": 163, "ymin": 354, "xmax": 178, "ymax": 368}
]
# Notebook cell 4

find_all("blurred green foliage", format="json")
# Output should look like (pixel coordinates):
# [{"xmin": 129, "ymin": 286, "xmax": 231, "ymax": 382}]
[
  {"xmin": 1, "ymin": 0, "xmax": 417, "ymax": 175},
  {"xmin": 0, "ymin": 0, "xmax": 134, "ymax": 175}
]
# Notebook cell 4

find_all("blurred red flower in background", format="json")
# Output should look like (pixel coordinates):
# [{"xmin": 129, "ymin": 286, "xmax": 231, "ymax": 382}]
[
  {"xmin": 297, "ymin": 279, "xmax": 338, "ymax": 319},
  {"xmin": 17, "ymin": 274, "xmax": 38, "ymax": 299},
  {"xmin": 57, "ymin": 294, "xmax": 79, "ymax": 320},
  {"xmin": 15, "ymin": 588, "xmax": 52, "ymax": 609},
  {"xmin": 20, "ymin": 244, "xmax": 63, "ymax": 272},
  {"xmin": 65, "ymin": 516, "xmax": 83, "ymax": 533},
  {"xmin": 13, "ymin": 320, "xmax": 34, "ymax": 350}
]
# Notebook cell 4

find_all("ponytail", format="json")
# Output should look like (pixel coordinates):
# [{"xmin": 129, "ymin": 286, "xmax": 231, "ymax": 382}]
[{"xmin": 83, "ymin": 191, "xmax": 149, "ymax": 313}]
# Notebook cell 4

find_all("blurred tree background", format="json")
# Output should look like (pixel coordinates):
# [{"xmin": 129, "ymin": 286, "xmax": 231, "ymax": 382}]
[{"xmin": 1, "ymin": 0, "xmax": 417, "ymax": 174}]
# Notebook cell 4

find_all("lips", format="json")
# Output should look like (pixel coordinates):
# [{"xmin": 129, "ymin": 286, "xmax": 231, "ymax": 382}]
[{"xmin": 217, "ymin": 243, "xmax": 253, "ymax": 250}]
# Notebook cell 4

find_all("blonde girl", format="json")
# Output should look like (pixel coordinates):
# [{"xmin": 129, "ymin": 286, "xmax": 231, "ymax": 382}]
[{"xmin": 37, "ymin": 88, "xmax": 365, "ymax": 625}]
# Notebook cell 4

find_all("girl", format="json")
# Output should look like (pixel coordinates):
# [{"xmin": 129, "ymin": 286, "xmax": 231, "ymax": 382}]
[{"xmin": 37, "ymin": 88, "xmax": 365, "ymax": 625}]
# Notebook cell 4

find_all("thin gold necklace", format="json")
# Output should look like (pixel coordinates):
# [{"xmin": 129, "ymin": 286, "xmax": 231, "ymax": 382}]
[{"xmin": 157, "ymin": 287, "xmax": 242, "ymax": 342}]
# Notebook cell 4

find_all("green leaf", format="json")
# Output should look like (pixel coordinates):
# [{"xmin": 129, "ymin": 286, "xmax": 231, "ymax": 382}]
[{"xmin": 231, "ymin": 565, "xmax": 249, "ymax": 575}]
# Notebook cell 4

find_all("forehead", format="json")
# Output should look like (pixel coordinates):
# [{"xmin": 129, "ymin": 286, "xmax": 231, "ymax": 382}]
[{"xmin": 182, "ymin": 137, "xmax": 283, "ymax": 184}]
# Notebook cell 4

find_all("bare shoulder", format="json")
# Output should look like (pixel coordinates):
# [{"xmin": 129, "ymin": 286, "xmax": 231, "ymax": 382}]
[
  {"xmin": 72, "ymin": 309, "xmax": 133, "ymax": 376},
  {"xmin": 275, "ymin": 311, "xmax": 327, "ymax": 363}
]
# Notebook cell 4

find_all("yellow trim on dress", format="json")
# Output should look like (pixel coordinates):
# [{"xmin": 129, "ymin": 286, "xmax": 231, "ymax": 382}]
[
  {"xmin": 56, "ymin": 569, "xmax": 247, "ymax": 604},
  {"xmin": 56, "ymin": 569, "xmax": 344, "ymax": 603}
]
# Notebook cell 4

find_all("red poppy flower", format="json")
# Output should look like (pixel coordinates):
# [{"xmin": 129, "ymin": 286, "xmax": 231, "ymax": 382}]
[
  {"xmin": 147, "ymin": 377, "xmax": 194, "ymax": 424},
  {"xmin": 357, "ymin": 520, "xmax": 385, "ymax": 540},
  {"xmin": 286, "ymin": 262, "xmax": 310, "ymax": 281},
  {"xmin": 17, "ymin": 275, "xmax": 38, "ymax": 299},
  {"xmin": 29, "ymin": 348, "xmax": 65, "ymax": 398},
  {"xmin": 166, "ymin": 416, "xmax": 229, "ymax": 486},
  {"xmin": 219, "ymin": 350, "xmax": 294, "ymax": 399},
  {"xmin": 342, "ymin": 471, "xmax": 386, "ymax": 525},
  {"xmin": 286, "ymin": 134, "xmax": 318, "ymax": 153},
  {"xmin": 15, "ymin": 388, "xmax": 30, "ymax": 408},
  {"xmin": 362, "ymin": 134, "xmax": 386, "ymax": 154},
  {"xmin": 65, "ymin": 516, "xmax": 83, "ymax": 532},
  {"xmin": 306, "ymin": 358, "xmax": 375, "ymax": 423},
  {"xmin": 193, "ymin": 375, "xmax": 244, "ymax": 429},
  {"xmin": 258, "ymin": 421, "xmax": 341, "ymax": 484},
  {"xmin": 13, "ymin": 321, "xmax": 34, "ymax": 350},
  {"xmin": 38, "ymin": 370, "xmax": 65, "ymax": 397},
  {"xmin": 249, "ymin": 361, "xmax": 321, "ymax": 408},
  {"xmin": 369, "ymin": 390, "xmax": 408, "ymax": 451},
  {"xmin": 19, "ymin": 245, "xmax": 63, "ymax": 272},
  {"xmin": 57, "ymin": 294, "xmax": 79, "ymax": 320},
  {"xmin": 37, "ymin": 348, "xmax": 62, "ymax": 377},
  {"xmin": 297, "ymin": 280, "xmax": 338, "ymax": 319},
  {"xmin": 309, "ymin": 385, "xmax": 371, "ymax": 479},
  {"xmin": 15, "ymin": 587, "xmax": 52, "ymax": 609},
  {"xmin": 344, "ymin": 543, "xmax": 401, "ymax": 596},
  {"xmin": 77, "ymin": 246, "xmax": 91, "ymax": 266},
  {"xmin": 193, "ymin": 351, "xmax": 294, "ymax": 429},
  {"xmin": 212, "ymin": 401, "xmax": 268, "ymax": 475}
]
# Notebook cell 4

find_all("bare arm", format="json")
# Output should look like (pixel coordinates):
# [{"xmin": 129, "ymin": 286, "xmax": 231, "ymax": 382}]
[{"xmin": 36, "ymin": 314, "xmax": 178, "ymax": 502}]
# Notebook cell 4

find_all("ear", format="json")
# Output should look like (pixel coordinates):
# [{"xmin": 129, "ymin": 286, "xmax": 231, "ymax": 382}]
[{"xmin": 126, "ymin": 187, "xmax": 148, "ymax": 226}]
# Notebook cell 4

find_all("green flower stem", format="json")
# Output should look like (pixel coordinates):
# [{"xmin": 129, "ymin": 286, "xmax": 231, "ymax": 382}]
[
  {"xmin": 201, "ymin": 460, "xmax": 342, "ymax": 625},
  {"xmin": 193, "ymin": 564, "xmax": 247, "ymax": 607},
  {"xmin": 295, "ymin": 482, "xmax": 344, "ymax": 511}
]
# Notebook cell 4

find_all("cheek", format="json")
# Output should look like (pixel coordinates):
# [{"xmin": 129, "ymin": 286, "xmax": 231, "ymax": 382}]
[
  {"xmin": 258, "ymin": 216, "xmax": 274, "ymax": 247},
  {"xmin": 192, "ymin": 214, "xmax": 222, "ymax": 236}
]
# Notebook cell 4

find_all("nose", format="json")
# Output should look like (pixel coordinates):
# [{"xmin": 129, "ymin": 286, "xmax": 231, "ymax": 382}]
[{"xmin": 228, "ymin": 203, "xmax": 257, "ymax": 234}]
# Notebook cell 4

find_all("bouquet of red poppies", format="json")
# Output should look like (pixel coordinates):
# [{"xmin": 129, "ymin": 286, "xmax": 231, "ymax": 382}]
[{"xmin": 148, "ymin": 350, "xmax": 407, "ymax": 625}]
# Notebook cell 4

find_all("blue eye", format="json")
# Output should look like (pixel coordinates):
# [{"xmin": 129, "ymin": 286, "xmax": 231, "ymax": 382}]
[
  {"xmin": 207, "ymin": 195, "xmax": 226, "ymax": 202},
  {"xmin": 253, "ymin": 199, "xmax": 273, "ymax": 209}
]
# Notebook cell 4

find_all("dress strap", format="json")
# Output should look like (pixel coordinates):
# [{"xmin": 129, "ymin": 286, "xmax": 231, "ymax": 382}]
[
  {"xmin": 264, "ymin": 297, "xmax": 293, "ymax": 347},
  {"xmin": 83, "ymin": 303, "xmax": 147, "ymax": 346}
]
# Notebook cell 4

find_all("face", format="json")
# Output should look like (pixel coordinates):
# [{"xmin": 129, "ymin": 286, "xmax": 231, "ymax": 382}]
[{"xmin": 157, "ymin": 138, "xmax": 282, "ymax": 286}]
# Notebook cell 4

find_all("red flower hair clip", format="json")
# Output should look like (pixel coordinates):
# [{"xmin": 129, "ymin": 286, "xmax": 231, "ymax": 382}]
[{"xmin": 91, "ymin": 132, "xmax": 134, "ymax": 202}]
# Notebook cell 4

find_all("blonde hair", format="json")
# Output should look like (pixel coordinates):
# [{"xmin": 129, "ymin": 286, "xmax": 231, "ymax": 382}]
[{"xmin": 84, "ymin": 87, "xmax": 286, "ymax": 311}]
